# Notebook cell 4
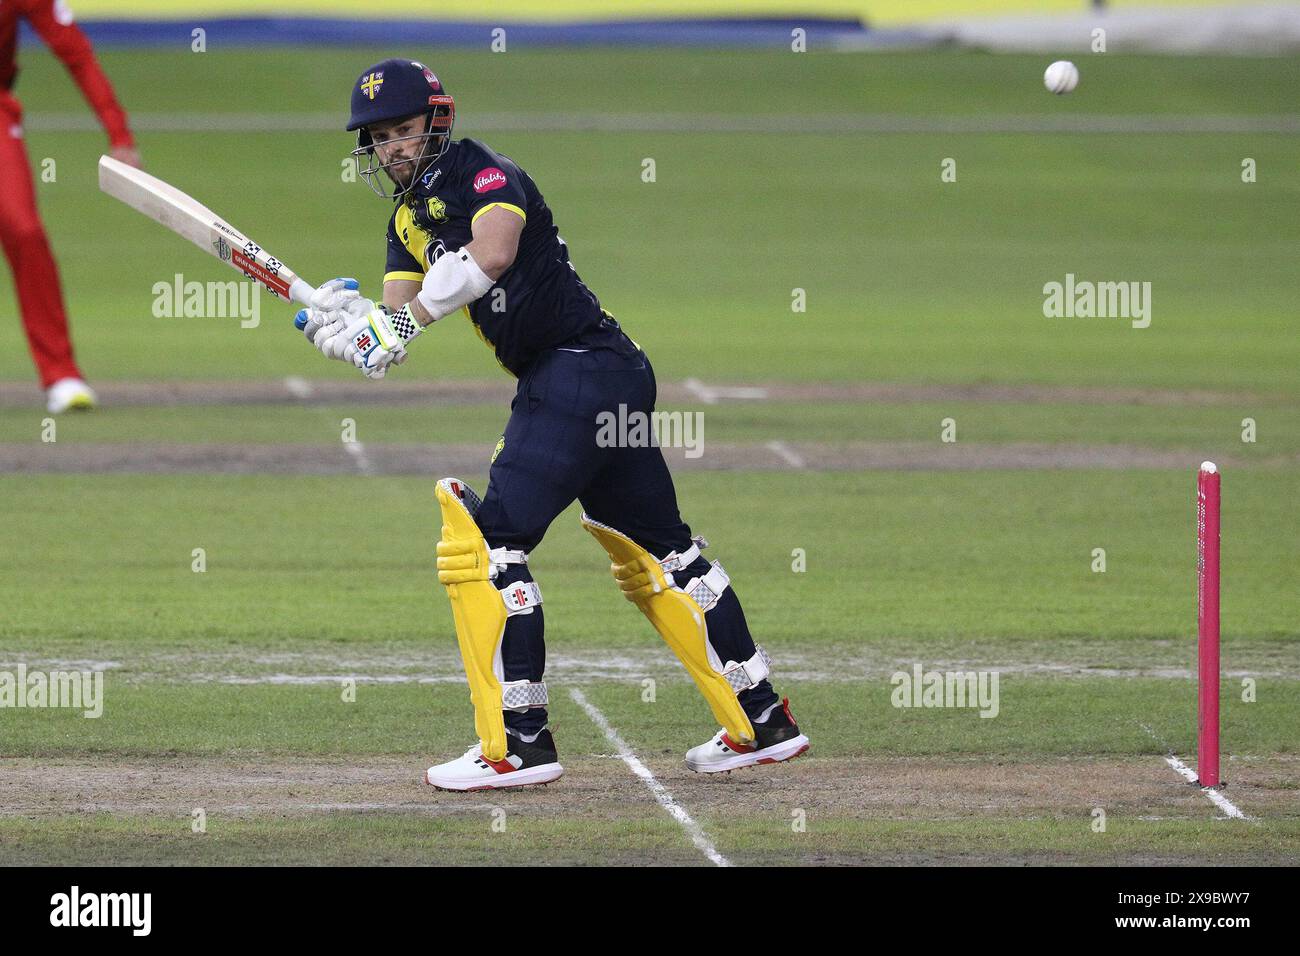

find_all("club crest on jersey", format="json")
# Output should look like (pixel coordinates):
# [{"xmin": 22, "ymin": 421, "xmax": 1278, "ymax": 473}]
[
  {"xmin": 360, "ymin": 72, "xmax": 384, "ymax": 100},
  {"xmin": 473, "ymin": 168, "xmax": 507, "ymax": 194},
  {"xmin": 426, "ymin": 196, "xmax": 448, "ymax": 223}
]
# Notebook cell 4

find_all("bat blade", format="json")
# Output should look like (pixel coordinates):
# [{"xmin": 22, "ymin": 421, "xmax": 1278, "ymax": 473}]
[{"xmin": 98, "ymin": 155, "xmax": 314, "ymax": 306}]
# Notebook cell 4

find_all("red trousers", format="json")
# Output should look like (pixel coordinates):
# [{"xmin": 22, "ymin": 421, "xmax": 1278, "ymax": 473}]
[{"xmin": 0, "ymin": 92, "xmax": 80, "ymax": 387}]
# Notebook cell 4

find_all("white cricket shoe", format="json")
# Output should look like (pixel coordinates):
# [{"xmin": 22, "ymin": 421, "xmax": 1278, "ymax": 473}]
[
  {"xmin": 46, "ymin": 377, "xmax": 97, "ymax": 414},
  {"xmin": 425, "ymin": 729, "xmax": 563, "ymax": 792},
  {"xmin": 685, "ymin": 698, "xmax": 809, "ymax": 773}
]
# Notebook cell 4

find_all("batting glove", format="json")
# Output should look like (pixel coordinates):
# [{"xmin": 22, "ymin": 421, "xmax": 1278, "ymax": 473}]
[
  {"xmin": 337, "ymin": 303, "xmax": 423, "ymax": 380},
  {"xmin": 295, "ymin": 278, "xmax": 372, "ymax": 363}
]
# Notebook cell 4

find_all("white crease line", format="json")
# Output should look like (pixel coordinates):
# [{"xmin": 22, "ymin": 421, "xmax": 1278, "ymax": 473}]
[
  {"xmin": 765, "ymin": 440, "xmax": 806, "ymax": 469},
  {"xmin": 682, "ymin": 378, "xmax": 718, "ymax": 405},
  {"xmin": 682, "ymin": 378, "xmax": 769, "ymax": 406},
  {"xmin": 1161, "ymin": 755, "xmax": 1250, "ymax": 821},
  {"xmin": 1139, "ymin": 722, "xmax": 1251, "ymax": 821},
  {"xmin": 712, "ymin": 386, "xmax": 768, "ymax": 400},
  {"xmin": 342, "ymin": 440, "xmax": 376, "ymax": 476},
  {"xmin": 283, "ymin": 376, "xmax": 375, "ymax": 474},
  {"xmin": 283, "ymin": 376, "xmax": 314, "ymax": 399},
  {"xmin": 568, "ymin": 687, "xmax": 730, "ymax": 867}
]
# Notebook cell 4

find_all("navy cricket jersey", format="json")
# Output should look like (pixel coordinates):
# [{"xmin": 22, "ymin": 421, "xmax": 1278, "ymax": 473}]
[{"xmin": 384, "ymin": 138, "xmax": 622, "ymax": 376}]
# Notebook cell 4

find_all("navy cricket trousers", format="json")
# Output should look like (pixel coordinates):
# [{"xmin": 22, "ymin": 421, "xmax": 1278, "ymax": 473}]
[{"xmin": 472, "ymin": 341, "xmax": 777, "ymax": 736}]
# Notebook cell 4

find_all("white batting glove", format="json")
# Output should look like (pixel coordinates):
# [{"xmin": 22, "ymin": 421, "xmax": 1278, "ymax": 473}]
[
  {"xmin": 294, "ymin": 278, "xmax": 372, "ymax": 363},
  {"xmin": 311, "ymin": 276, "xmax": 362, "ymax": 313},
  {"xmin": 334, "ymin": 303, "xmax": 423, "ymax": 380}
]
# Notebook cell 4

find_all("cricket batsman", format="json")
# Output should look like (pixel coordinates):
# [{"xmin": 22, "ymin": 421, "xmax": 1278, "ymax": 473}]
[
  {"xmin": 1, "ymin": 0, "xmax": 140, "ymax": 412},
  {"xmin": 297, "ymin": 59, "xmax": 809, "ymax": 790}
]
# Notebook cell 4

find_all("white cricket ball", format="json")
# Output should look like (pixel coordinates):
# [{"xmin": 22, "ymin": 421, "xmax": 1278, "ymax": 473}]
[{"xmin": 1044, "ymin": 60, "xmax": 1079, "ymax": 95}]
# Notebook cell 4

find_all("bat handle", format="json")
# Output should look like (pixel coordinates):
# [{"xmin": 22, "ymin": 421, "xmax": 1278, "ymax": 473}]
[
  {"xmin": 288, "ymin": 278, "xmax": 315, "ymax": 307},
  {"xmin": 290, "ymin": 278, "xmax": 316, "ymax": 330}
]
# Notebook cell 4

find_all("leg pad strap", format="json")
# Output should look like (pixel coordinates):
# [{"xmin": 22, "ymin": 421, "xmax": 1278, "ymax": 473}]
[
  {"xmin": 722, "ymin": 645, "xmax": 772, "ymax": 692},
  {"xmin": 501, "ymin": 679, "xmax": 548, "ymax": 711}
]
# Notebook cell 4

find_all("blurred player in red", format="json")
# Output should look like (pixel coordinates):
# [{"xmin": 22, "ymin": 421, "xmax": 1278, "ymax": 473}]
[{"xmin": 1, "ymin": 0, "xmax": 139, "ymax": 412}]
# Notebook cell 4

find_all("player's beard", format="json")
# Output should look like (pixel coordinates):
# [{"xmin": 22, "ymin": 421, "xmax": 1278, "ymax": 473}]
[
  {"xmin": 386, "ymin": 156, "xmax": 418, "ymax": 190},
  {"xmin": 381, "ymin": 122, "xmax": 442, "ymax": 197}
]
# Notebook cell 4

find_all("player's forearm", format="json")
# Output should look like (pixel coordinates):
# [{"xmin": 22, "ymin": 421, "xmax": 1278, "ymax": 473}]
[
  {"xmin": 29, "ymin": 13, "xmax": 134, "ymax": 146},
  {"xmin": 409, "ymin": 295, "xmax": 436, "ymax": 327},
  {"xmin": 69, "ymin": 62, "xmax": 134, "ymax": 147}
]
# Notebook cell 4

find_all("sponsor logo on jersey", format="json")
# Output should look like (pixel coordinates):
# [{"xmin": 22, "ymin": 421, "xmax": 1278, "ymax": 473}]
[{"xmin": 473, "ymin": 167, "xmax": 507, "ymax": 194}]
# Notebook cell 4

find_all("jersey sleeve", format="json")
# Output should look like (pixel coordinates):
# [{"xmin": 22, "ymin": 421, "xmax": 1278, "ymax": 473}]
[
  {"xmin": 456, "ymin": 140, "xmax": 528, "ymax": 227},
  {"xmin": 385, "ymin": 204, "xmax": 426, "ymax": 283},
  {"xmin": 23, "ymin": 0, "xmax": 134, "ymax": 148}
]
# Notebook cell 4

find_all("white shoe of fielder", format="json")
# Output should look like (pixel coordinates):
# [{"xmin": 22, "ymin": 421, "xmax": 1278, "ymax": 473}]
[
  {"xmin": 424, "ymin": 728, "xmax": 564, "ymax": 792},
  {"xmin": 46, "ymin": 377, "xmax": 97, "ymax": 414},
  {"xmin": 685, "ymin": 698, "xmax": 809, "ymax": 774}
]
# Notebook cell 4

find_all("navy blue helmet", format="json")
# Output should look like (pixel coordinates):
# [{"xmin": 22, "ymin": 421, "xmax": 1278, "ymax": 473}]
[{"xmin": 347, "ymin": 58, "xmax": 456, "ymax": 199}]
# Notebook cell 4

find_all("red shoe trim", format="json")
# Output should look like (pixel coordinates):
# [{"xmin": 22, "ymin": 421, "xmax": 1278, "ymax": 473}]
[
  {"xmin": 482, "ymin": 755, "xmax": 516, "ymax": 774},
  {"xmin": 721, "ymin": 733, "xmax": 756, "ymax": 753},
  {"xmin": 757, "ymin": 743, "xmax": 809, "ymax": 765},
  {"xmin": 781, "ymin": 697, "xmax": 797, "ymax": 726}
]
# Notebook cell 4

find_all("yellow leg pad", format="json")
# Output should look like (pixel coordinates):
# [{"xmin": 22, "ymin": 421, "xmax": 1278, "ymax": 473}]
[
  {"xmin": 581, "ymin": 515, "xmax": 755, "ymax": 744},
  {"xmin": 435, "ymin": 481, "xmax": 509, "ymax": 762}
]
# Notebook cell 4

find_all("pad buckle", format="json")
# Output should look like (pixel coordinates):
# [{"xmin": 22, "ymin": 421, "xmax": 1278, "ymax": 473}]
[
  {"xmin": 487, "ymin": 547, "xmax": 529, "ymax": 580},
  {"xmin": 684, "ymin": 561, "xmax": 730, "ymax": 612},
  {"xmin": 722, "ymin": 645, "xmax": 772, "ymax": 692},
  {"xmin": 659, "ymin": 535, "xmax": 709, "ymax": 574},
  {"xmin": 501, "ymin": 679, "xmax": 548, "ymax": 712}
]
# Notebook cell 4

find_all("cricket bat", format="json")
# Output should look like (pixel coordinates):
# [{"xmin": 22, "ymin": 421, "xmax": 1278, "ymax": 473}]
[{"xmin": 97, "ymin": 155, "xmax": 316, "ymax": 307}]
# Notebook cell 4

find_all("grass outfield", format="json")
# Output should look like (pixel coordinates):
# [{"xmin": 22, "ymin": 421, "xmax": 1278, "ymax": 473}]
[
  {"xmin": 0, "ymin": 50, "xmax": 1296, "ymax": 389},
  {"xmin": 2, "ymin": 469, "xmax": 1296, "ymax": 864},
  {"xmin": 4, "ymin": 471, "xmax": 1298, "ymax": 647},
  {"xmin": 1, "ymin": 47, "xmax": 1296, "ymax": 865},
  {"xmin": 2, "ymin": 398, "xmax": 1298, "ymax": 452}
]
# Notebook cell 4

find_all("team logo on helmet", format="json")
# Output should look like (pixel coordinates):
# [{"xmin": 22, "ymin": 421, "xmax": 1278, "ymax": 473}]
[
  {"xmin": 359, "ymin": 72, "xmax": 384, "ymax": 100},
  {"xmin": 426, "ymin": 196, "xmax": 448, "ymax": 224},
  {"xmin": 415, "ymin": 63, "xmax": 440, "ymax": 88}
]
